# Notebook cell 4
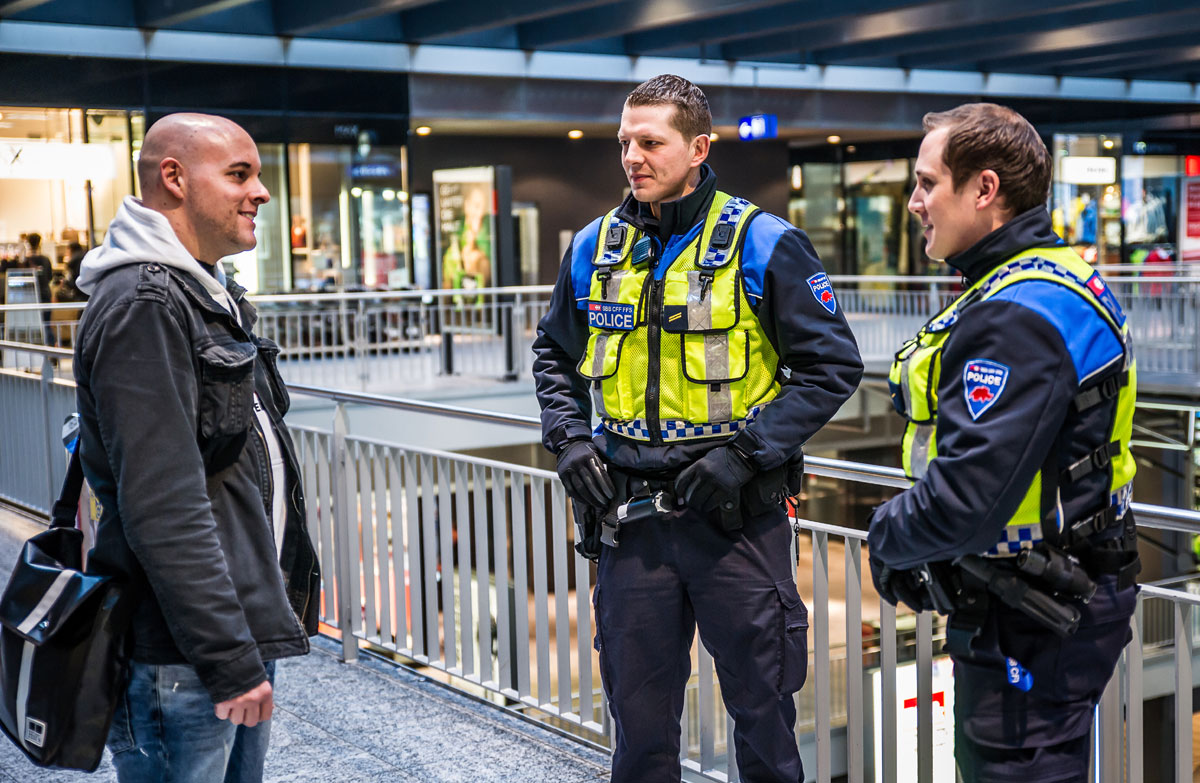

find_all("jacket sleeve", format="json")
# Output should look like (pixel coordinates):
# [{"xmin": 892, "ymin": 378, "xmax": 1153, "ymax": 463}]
[
  {"xmin": 732, "ymin": 217, "xmax": 864, "ymax": 469},
  {"xmin": 532, "ymin": 236, "xmax": 596, "ymax": 454},
  {"xmin": 867, "ymin": 299, "xmax": 1080, "ymax": 570},
  {"xmin": 84, "ymin": 295, "xmax": 265, "ymax": 703}
]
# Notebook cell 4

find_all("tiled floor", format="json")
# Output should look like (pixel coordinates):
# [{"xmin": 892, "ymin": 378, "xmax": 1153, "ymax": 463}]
[{"xmin": 0, "ymin": 507, "xmax": 611, "ymax": 783}]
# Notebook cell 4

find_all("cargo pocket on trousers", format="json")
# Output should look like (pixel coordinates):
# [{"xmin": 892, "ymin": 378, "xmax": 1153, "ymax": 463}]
[
  {"xmin": 592, "ymin": 585, "xmax": 613, "ymax": 702},
  {"xmin": 775, "ymin": 578, "xmax": 809, "ymax": 696}
]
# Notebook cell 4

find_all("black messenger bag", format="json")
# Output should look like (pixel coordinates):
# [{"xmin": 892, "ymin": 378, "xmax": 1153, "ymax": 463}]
[{"xmin": 0, "ymin": 447, "xmax": 130, "ymax": 771}]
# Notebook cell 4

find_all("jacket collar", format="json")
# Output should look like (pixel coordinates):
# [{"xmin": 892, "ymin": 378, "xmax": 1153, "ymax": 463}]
[
  {"xmin": 615, "ymin": 163, "xmax": 716, "ymax": 241},
  {"xmin": 169, "ymin": 265, "xmax": 258, "ymax": 333},
  {"xmin": 945, "ymin": 206, "xmax": 1064, "ymax": 284}
]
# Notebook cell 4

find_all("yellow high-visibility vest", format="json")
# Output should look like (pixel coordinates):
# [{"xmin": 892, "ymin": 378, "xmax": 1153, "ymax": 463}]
[{"xmin": 578, "ymin": 191, "xmax": 780, "ymax": 442}]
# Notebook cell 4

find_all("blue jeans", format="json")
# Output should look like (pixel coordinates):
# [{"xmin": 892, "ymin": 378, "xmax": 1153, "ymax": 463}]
[{"xmin": 107, "ymin": 659, "xmax": 276, "ymax": 783}]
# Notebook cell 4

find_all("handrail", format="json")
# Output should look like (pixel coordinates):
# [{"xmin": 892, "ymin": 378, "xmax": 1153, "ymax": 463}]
[
  {"xmin": 1, "ymin": 269, "xmax": 1197, "ymax": 312},
  {"xmin": 286, "ymin": 383, "xmax": 1200, "ymax": 532},
  {"xmin": 9, "ymin": 358, "xmax": 1200, "ymax": 533},
  {"xmin": 287, "ymin": 383, "xmax": 543, "ymax": 430},
  {"xmin": 0, "ymin": 340, "xmax": 72, "ymax": 357},
  {"xmin": 247, "ymin": 284, "xmax": 554, "ymax": 304}
]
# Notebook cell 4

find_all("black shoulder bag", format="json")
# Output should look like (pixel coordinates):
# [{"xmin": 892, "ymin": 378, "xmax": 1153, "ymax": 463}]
[{"xmin": 0, "ymin": 447, "xmax": 130, "ymax": 771}]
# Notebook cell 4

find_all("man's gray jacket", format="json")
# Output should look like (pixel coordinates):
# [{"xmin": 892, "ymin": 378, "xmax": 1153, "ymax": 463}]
[{"xmin": 73, "ymin": 198, "xmax": 318, "ymax": 704}]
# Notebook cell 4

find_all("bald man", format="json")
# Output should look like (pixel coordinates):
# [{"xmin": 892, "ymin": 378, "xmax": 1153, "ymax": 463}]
[{"xmin": 72, "ymin": 114, "xmax": 319, "ymax": 783}]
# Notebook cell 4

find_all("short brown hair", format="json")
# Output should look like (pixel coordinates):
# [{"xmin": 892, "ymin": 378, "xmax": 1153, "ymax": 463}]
[
  {"xmin": 922, "ymin": 103, "xmax": 1051, "ymax": 216},
  {"xmin": 625, "ymin": 74, "xmax": 712, "ymax": 141}
]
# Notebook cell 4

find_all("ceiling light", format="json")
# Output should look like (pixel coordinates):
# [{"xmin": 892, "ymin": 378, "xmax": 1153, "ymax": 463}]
[
  {"xmin": 709, "ymin": 132, "xmax": 719, "ymax": 142},
  {"xmin": 382, "ymin": 189, "xmax": 396, "ymax": 201},
  {"xmin": 1102, "ymin": 139, "xmax": 1115, "ymax": 149},
  {"xmin": 567, "ymin": 129, "xmax": 584, "ymax": 139},
  {"xmin": 414, "ymin": 126, "xmax": 432, "ymax": 136},
  {"xmin": 826, "ymin": 135, "xmax": 841, "ymax": 144},
  {"xmin": 350, "ymin": 187, "xmax": 363, "ymax": 197}
]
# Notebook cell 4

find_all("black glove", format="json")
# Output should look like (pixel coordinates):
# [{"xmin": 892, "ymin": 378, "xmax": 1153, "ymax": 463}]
[
  {"xmin": 870, "ymin": 554, "xmax": 934, "ymax": 613},
  {"xmin": 556, "ymin": 439, "xmax": 615, "ymax": 509},
  {"xmin": 571, "ymin": 500, "xmax": 603, "ymax": 562},
  {"xmin": 674, "ymin": 444, "xmax": 756, "ymax": 513}
]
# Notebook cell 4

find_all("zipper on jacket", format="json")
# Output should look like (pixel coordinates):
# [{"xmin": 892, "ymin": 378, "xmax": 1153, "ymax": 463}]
[{"xmin": 645, "ymin": 238, "xmax": 664, "ymax": 446}]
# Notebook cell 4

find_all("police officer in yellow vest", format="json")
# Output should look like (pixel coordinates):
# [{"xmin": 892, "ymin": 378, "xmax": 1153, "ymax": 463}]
[
  {"xmin": 867, "ymin": 103, "xmax": 1139, "ymax": 783},
  {"xmin": 533, "ymin": 75, "xmax": 862, "ymax": 783}
]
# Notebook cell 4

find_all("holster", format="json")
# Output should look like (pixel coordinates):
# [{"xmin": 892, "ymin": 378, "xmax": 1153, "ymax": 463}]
[
  {"xmin": 1068, "ymin": 509, "xmax": 1141, "ymax": 590},
  {"xmin": 738, "ymin": 458, "xmax": 797, "ymax": 517},
  {"xmin": 599, "ymin": 469, "xmax": 675, "ymax": 547}
]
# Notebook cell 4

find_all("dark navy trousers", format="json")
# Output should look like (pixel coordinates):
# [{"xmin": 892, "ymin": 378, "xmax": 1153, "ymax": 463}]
[
  {"xmin": 593, "ymin": 502, "xmax": 808, "ymax": 783},
  {"xmin": 951, "ymin": 574, "xmax": 1136, "ymax": 782}
]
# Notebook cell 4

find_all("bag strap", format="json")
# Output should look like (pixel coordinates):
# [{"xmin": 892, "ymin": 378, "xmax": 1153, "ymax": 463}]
[{"xmin": 49, "ymin": 447, "xmax": 84, "ymax": 529}]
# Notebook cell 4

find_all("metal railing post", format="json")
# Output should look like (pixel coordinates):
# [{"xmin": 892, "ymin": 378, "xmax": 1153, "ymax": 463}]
[
  {"xmin": 1174, "ymin": 600, "xmax": 1192, "ymax": 783},
  {"xmin": 355, "ymin": 300, "xmax": 369, "ymax": 391},
  {"xmin": 40, "ymin": 354, "xmax": 56, "ymax": 510},
  {"xmin": 331, "ymin": 402, "xmax": 358, "ymax": 662},
  {"xmin": 440, "ymin": 304, "xmax": 455, "ymax": 376},
  {"xmin": 502, "ymin": 294, "xmax": 519, "ymax": 381}
]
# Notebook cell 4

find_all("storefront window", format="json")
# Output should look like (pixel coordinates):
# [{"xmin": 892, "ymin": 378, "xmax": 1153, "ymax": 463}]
[
  {"xmin": 789, "ymin": 163, "xmax": 844, "ymax": 273},
  {"xmin": 288, "ymin": 143, "xmax": 409, "ymax": 291},
  {"xmin": 844, "ymin": 159, "xmax": 910, "ymax": 277},
  {"xmin": 226, "ymin": 143, "xmax": 289, "ymax": 294},
  {"xmin": 1122, "ymin": 155, "xmax": 1181, "ymax": 267},
  {"xmin": 289, "ymin": 144, "xmax": 349, "ymax": 291},
  {"xmin": 84, "ymin": 109, "xmax": 137, "ymax": 245},
  {"xmin": 0, "ymin": 106, "xmax": 139, "ymax": 310},
  {"xmin": 1052, "ymin": 134, "xmax": 1122, "ymax": 265}
]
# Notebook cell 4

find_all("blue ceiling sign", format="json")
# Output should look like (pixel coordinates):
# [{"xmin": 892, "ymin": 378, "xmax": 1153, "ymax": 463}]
[{"xmin": 737, "ymin": 114, "xmax": 777, "ymax": 141}]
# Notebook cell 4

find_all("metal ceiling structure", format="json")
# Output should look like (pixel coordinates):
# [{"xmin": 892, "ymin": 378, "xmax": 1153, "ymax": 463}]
[
  {"xmin": 1, "ymin": 0, "xmax": 1198, "ymax": 138},
  {"xmin": 6, "ymin": 0, "xmax": 1198, "ymax": 82}
]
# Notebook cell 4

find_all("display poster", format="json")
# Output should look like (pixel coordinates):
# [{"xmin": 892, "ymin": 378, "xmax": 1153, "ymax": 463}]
[
  {"xmin": 1179, "ymin": 176, "xmax": 1200, "ymax": 262},
  {"xmin": 872, "ymin": 656, "xmax": 956, "ymax": 783},
  {"xmin": 433, "ymin": 166, "xmax": 497, "ymax": 294}
]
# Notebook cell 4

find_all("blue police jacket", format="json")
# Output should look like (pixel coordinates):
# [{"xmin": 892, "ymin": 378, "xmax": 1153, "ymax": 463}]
[{"xmin": 868, "ymin": 207, "xmax": 1128, "ymax": 569}]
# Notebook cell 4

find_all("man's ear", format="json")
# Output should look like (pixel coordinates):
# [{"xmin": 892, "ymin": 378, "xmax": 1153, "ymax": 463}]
[
  {"xmin": 691, "ymin": 133, "xmax": 711, "ymax": 167},
  {"xmin": 976, "ymin": 169, "xmax": 1001, "ymax": 211},
  {"xmin": 160, "ymin": 158, "xmax": 185, "ymax": 201}
]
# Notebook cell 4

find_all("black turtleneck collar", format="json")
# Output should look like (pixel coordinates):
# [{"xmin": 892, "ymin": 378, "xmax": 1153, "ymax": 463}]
[
  {"xmin": 945, "ymin": 206, "xmax": 1063, "ymax": 284},
  {"xmin": 615, "ymin": 163, "xmax": 716, "ymax": 241}
]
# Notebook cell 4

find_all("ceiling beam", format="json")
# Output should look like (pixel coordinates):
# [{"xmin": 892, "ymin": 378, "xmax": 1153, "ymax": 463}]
[
  {"xmin": 625, "ymin": 0, "xmax": 930, "ymax": 55},
  {"xmin": 403, "ymin": 0, "xmax": 610, "ymax": 41},
  {"xmin": 1059, "ymin": 46, "xmax": 1200, "ymax": 78},
  {"xmin": 517, "ymin": 0, "xmax": 793, "ymax": 50},
  {"xmin": 897, "ymin": 2, "xmax": 1200, "ymax": 69},
  {"xmin": 0, "ymin": 0, "xmax": 53, "ymax": 14},
  {"xmin": 718, "ymin": 0, "xmax": 1122, "ymax": 62},
  {"xmin": 275, "ymin": 0, "xmax": 437, "ymax": 36},
  {"xmin": 977, "ymin": 30, "xmax": 1200, "ymax": 73},
  {"xmin": 136, "ymin": 0, "xmax": 259, "ymax": 28}
]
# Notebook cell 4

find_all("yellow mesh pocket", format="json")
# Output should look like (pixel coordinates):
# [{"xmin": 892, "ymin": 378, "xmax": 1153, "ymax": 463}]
[{"xmin": 578, "ymin": 332, "xmax": 626, "ymax": 380}]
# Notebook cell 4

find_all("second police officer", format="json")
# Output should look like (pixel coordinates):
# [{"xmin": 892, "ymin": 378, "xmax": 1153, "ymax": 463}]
[
  {"xmin": 532, "ymin": 74, "xmax": 862, "ymax": 783},
  {"xmin": 868, "ymin": 103, "xmax": 1140, "ymax": 782}
]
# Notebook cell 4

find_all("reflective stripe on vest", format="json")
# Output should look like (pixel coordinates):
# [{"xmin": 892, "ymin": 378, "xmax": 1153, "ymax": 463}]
[
  {"xmin": 577, "ymin": 191, "xmax": 781, "ymax": 442},
  {"xmin": 890, "ymin": 246, "xmax": 1137, "ymax": 555}
]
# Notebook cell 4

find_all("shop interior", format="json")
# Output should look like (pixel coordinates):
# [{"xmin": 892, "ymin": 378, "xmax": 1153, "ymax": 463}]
[{"xmin": 0, "ymin": 106, "xmax": 137, "ymax": 308}]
